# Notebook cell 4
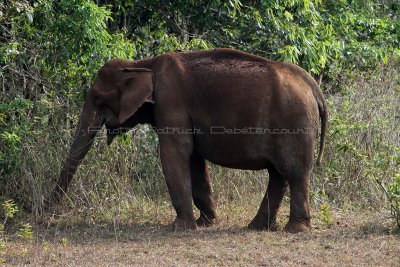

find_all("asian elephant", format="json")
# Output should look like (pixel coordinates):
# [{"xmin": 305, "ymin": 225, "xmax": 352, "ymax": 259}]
[{"xmin": 48, "ymin": 48, "xmax": 328, "ymax": 233}]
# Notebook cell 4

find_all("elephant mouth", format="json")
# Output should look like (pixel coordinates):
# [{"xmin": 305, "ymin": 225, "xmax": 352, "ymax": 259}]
[
  {"xmin": 105, "ymin": 123, "xmax": 137, "ymax": 145},
  {"xmin": 105, "ymin": 125, "xmax": 121, "ymax": 145}
]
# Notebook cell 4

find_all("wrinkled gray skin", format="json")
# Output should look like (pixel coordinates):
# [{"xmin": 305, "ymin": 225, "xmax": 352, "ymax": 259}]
[{"xmin": 48, "ymin": 49, "xmax": 328, "ymax": 233}]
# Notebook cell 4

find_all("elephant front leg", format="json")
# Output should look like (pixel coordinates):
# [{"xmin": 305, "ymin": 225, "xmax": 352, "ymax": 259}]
[
  {"xmin": 159, "ymin": 136, "xmax": 197, "ymax": 231},
  {"xmin": 190, "ymin": 153, "xmax": 217, "ymax": 227}
]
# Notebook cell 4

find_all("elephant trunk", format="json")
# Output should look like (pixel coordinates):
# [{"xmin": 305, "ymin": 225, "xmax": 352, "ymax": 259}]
[{"xmin": 48, "ymin": 90, "xmax": 103, "ymax": 206}]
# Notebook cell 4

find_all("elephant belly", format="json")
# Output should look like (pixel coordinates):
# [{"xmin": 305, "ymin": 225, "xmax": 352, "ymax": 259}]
[
  {"xmin": 193, "ymin": 132, "xmax": 273, "ymax": 170},
  {"xmin": 191, "ymin": 112, "xmax": 318, "ymax": 171}
]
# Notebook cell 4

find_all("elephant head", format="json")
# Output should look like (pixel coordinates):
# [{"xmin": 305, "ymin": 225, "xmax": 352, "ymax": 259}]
[{"xmin": 48, "ymin": 59, "xmax": 155, "ymax": 205}]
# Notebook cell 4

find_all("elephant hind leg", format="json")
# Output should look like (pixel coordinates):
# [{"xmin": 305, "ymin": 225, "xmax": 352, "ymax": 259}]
[
  {"xmin": 190, "ymin": 153, "xmax": 217, "ymax": 227},
  {"xmin": 248, "ymin": 166, "xmax": 288, "ymax": 231},
  {"xmin": 283, "ymin": 169, "xmax": 312, "ymax": 233}
]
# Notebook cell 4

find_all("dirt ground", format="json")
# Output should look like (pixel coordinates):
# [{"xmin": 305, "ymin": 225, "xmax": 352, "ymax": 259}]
[{"xmin": 3, "ymin": 205, "xmax": 400, "ymax": 266}]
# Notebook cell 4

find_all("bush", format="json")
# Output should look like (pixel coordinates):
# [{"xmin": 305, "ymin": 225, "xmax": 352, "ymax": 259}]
[
  {"xmin": 311, "ymin": 62, "xmax": 400, "ymax": 227},
  {"xmin": 0, "ymin": 0, "xmax": 135, "ymax": 210}
]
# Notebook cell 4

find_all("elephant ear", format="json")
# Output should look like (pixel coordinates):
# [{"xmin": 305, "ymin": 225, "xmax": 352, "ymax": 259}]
[{"xmin": 118, "ymin": 68, "xmax": 154, "ymax": 124}]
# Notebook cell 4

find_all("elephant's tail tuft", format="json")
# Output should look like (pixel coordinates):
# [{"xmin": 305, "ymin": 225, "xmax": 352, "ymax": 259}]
[{"xmin": 316, "ymin": 94, "xmax": 328, "ymax": 165}]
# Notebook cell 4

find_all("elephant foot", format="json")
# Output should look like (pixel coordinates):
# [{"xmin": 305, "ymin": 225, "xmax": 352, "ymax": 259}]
[
  {"xmin": 284, "ymin": 220, "xmax": 311, "ymax": 233},
  {"xmin": 172, "ymin": 217, "xmax": 198, "ymax": 231},
  {"xmin": 196, "ymin": 214, "xmax": 217, "ymax": 227},
  {"xmin": 248, "ymin": 216, "xmax": 278, "ymax": 231}
]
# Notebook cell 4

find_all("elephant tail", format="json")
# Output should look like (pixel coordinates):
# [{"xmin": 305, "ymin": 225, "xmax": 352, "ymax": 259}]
[{"xmin": 316, "ymin": 92, "xmax": 328, "ymax": 165}]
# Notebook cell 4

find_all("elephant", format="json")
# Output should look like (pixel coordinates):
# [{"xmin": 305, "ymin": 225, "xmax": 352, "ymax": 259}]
[{"xmin": 48, "ymin": 48, "xmax": 328, "ymax": 233}]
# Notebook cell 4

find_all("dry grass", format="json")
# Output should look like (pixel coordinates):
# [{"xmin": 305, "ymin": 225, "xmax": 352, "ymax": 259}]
[{"xmin": 3, "ymin": 203, "xmax": 399, "ymax": 266}]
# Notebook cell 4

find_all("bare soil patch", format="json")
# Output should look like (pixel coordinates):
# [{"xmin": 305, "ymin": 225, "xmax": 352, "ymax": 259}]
[{"xmin": 4, "ymin": 205, "xmax": 399, "ymax": 266}]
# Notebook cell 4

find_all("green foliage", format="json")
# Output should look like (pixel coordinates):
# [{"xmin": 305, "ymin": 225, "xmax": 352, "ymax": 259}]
[
  {"xmin": 0, "ymin": 98, "xmax": 33, "ymax": 177},
  {"xmin": 0, "ymin": 0, "xmax": 134, "ymax": 205},
  {"xmin": 32, "ymin": 0, "xmax": 136, "ymax": 90},
  {"xmin": 61, "ymin": 237, "xmax": 69, "ymax": 247},
  {"xmin": 0, "ymin": 239, "xmax": 5, "ymax": 263},
  {"xmin": 378, "ymin": 169, "xmax": 400, "ymax": 229},
  {"xmin": 2, "ymin": 200, "xmax": 19, "ymax": 222},
  {"xmin": 17, "ymin": 224, "xmax": 33, "ymax": 240},
  {"xmin": 103, "ymin": 0, "xmax": 399, "ymax": 75},
  {"xmin": 320, "ymin": 203, "xmax": 333, "ymax": 228},
  {"xmin": 236, "ymin": 0, "xmax": 399, "ymax": 75},
  {"xmin": 1, "ymin": 200, "xmax": 17, "ymax": 262},
  {"xmin": 387, "ymin": 174, "xmax": 400, "ymax": 228},
  {"xmin": 0, "ymin": 200, "xmax": 33, "ymax": 263}
]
